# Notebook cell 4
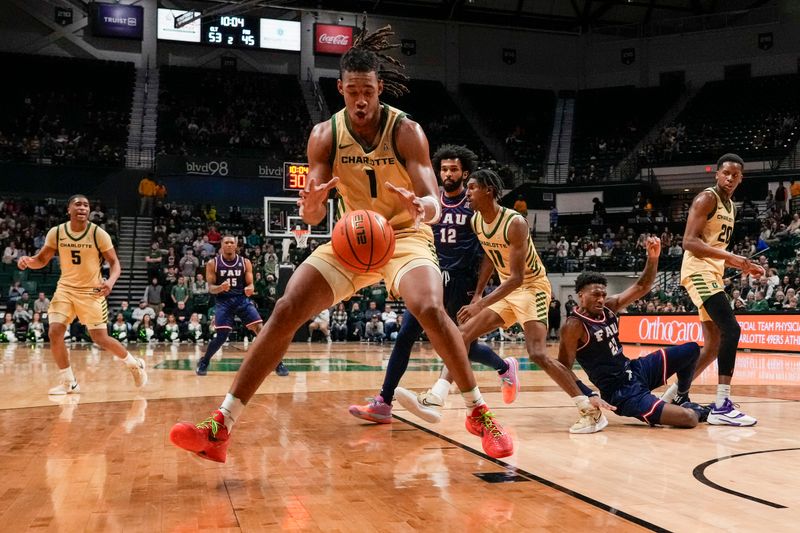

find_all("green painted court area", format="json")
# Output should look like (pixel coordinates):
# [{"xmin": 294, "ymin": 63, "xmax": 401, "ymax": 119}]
[{"xmin": 156, "ymin": 357, "xmax": 550, "ymax": 373}]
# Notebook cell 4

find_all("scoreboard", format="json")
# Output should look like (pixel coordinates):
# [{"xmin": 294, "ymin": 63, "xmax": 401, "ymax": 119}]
[
  {"xmin": 202, "ymin": 15, "xmax": 258, "ymax": 48},
  {"xmin": 283, "ymin": 162, "xmax": 310, "ymax": 191}
]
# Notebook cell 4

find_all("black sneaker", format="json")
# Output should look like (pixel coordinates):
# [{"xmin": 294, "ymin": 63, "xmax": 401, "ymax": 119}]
[
  {"xmin": 196, "ymin": 359, "xmax": 209, "ymax": 376},
  {"xmin": 673, "ymin": 391, "xmax": 691, "ymax": 406},
  {"xmin": 276, "ymin": 361, "xmax": 290, "ymax": 376},
  {"xmin": 681, "ymin": 401, "xmax": 710, "ymax": 423}
]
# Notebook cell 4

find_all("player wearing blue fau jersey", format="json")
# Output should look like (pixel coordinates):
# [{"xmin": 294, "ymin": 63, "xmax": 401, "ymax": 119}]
[
  {"xmin": 349, "ymin": 145, "xmax": 518, "ymax": 424},
  {"xmin": 196, "ymin": 236, "xmax": 288, "ymax": 376},
  {"xmin": 558, "ymin": 237, "xmax": 711, "ymax": 429}
]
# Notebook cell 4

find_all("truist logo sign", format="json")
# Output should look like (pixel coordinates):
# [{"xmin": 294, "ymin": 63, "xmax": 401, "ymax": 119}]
[{"xmin": 314, "ymin": 24, "xmax": 353, "ymax": 55}]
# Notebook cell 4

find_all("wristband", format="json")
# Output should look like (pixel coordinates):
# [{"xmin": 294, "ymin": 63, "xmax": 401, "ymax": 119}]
[{"xmin": 576, "ymin": 380, "xmax": 598, "ymax": 397}]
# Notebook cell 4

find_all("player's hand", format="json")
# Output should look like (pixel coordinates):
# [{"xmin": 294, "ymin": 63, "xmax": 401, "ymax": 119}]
[
  {"xmin": 220, "ymin": 279, "xmax": 231, "ymax": 292},
  {"xmin": 244, "ymin": 285, "xmax": 254, "ymax": 297},
  {"xmin": 95, "ymin": 278, "xmax": 113, "ymax": 297},
  {"xmin": 384, "ymin": 182, "xmax": 424, "ymax": 229},
  {"xmin": 298, "ymin": 176, "xmax": 339, "ymax": 218},
  {"xmin": 457, "ymin": 302, "xmax": 482, "ymax": 324},
  {"xmin": 746, "ymin": 262, "xmax": 765, "ymax": 278},
  {"xmin": 17, "ymin": 256, "xmax": 32, "ymax": 270},
  {"xmin": 645, "ymin": 236, "xmax": 661, "ymax": 258},
  {"xmin": 729, "ymin": 254, "xmax": 751, "ymax": 272},
  {"xmin": 589, "ymin": 395, "xmax": 616, "ymax": 411}
]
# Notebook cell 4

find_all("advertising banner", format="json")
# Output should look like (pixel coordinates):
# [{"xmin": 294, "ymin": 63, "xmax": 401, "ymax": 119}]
[
  {"xmin": 314, "ymin": 23, "xmax": 354, "ymax": 55},
  {"xmin": 619, "ymin": 313, "xmax": 800, "ymax": 353},
  {"xmin": 156, "ymin": 155, "xmax": 283, "ymax": 179},
  {"xmin": 91, "ymin": 3, "xmax": 144, "ymax": 40}
]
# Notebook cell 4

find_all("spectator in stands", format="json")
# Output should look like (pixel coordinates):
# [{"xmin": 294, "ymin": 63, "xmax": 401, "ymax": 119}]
[
  {"xmin": 13, "ymin": 302, "xmax": 31, "ymax": 329},
  {"xmin": 89, "ymin": 203, "xmax": 106, "ymax": 225},
  {"xmin": 547, "ymin": 298, "xmax": 561, "ymax": 341},
  {"xmin": 7, "ymin": 281, "xmax": 25, "ymax": 305},
  {"xmin": 564, "ymin": 294, "xmax": 577, "ymax": 317},
  {"xmin": 132, "ymin": 300, "xmax": 155, "ymax": 331},
  {"xmin": 191, "ymin": 273, "xmax": 209, "ymax": 310},
  {"xmin": 155, "ymin": 182, "xmax": 167, "ymax": 202},
  {"xmin": 307, "ymin": 307, "xmax": 331, "ymax": 343},
  {"xmin": 364, "ymin": 300, "xmax": 382, "ymax": 323},
  {"xmin": 790, "ymin": 179, "xmax": 800, "ymax": 212},
  {"xmin": 381, "ymin": 304, "xmax": 398, "ymax": 340},
  {"xmin": 138, "ymin": 173, "xmax": 157, "ymax": 216},
  {"xmin": 330, "ymin": 303, "xmax": 348, "ymax": 342},
  {"xmin": 2, "ymin": 241, "xmax": 21, "ymax": 265},
  {"xmin": 1, "ymin": 313, "xmax": 18, "ymax": 342},
  {"xmin": 264, "ymin": 245, "xmax": 278, "ymax": 278},
  {"xmin": 206, "ymin": 225, "xmax": 221, "ymax": 248},
  {"xmin": 170, "ymin": 276, "xmax": 191, "ymax": 311},
  {"xmin": 17, "ymin": 292, "xmax": 32, "ymax": 313},
  {"xmin": 246, "ymin": 229, "xmax": 262, "ymax": 248},
  {"xmin": 513, "ymin": 195, "xmax": 528, "ymax": 218},
  {"xmin": 117, "ymin": 300, "xmax": 134, "ymax": 326},
  {"xmin": 365, "ymin": 314, "xmax": 384, "ymax": 344},
  {"xmin": 592, "ymin": 197, "xmax": 606, "ymax": 225},
  {"xmin": 348, "ymin": 302, "xmax": 365, "ymax": 341},
  {"xmin": 144, "ymin": 278, "xmax": 164, "ymax": 314},
  {"xmin": 775, "ymin": 182, "xmax": 788, "ymax": 216},
  {"xmin": 111, "ymin": 313, "xmax": 130, "ymax": 343},
  {"xmin": 137, "ymin": 314, "xmax": 155, "ymax": 343},
  {"xmin": 179, "ymin": 249, "xmax": 200, "ymax": 279},
  {"xmin": 187, "ymin": 313, "xmax": 205, "ymax": 343},
  {"xmin": 145, "ymin": 242, "xmax": 164, "ymax": 280},
  {"xmin": 204, "ymin": 205, "xmax": 217, "ymax": 224},
  {"xmin": 27, "ymin": 312, "xmax": 46, "ymax": 343},
  {"xmin": 33, "ymin": 292, "xmax": 50, "ymax": 315}
]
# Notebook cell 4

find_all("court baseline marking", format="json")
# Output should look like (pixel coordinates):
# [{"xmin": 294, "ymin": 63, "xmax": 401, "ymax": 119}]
[
  {"xmin": 392, "ymin": 413, "xmax": 670, "ymax": 533},
  {"xmin": 692, "ymin": 447, "xmax": 800, "ymax": 509}
]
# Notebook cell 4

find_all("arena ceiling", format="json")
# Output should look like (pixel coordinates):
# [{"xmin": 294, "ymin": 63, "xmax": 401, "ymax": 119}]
[{"xmin": 180, "ymin": 0, "xmax": 776, "ymax": 33}]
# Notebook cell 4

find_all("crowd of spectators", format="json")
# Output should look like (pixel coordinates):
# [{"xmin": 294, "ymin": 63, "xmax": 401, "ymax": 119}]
[
  {"xmin": 157, "ymin": 67, "xmax": 311, "ymax": 160},
  {"xmin": 0, "ymin": 54, "xmax": 134, "ymax": 167}
]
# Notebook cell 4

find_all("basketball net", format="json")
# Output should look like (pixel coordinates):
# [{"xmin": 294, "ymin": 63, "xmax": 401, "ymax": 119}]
[{"xmin": 293, "ymin": 228, "xmax": 310, "ymax": 249}]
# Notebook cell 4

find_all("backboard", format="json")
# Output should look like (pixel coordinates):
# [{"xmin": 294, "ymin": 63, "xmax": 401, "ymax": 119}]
[{"xmin": 264, "ymin": 196, "xmax": 335, "ymax": 238}]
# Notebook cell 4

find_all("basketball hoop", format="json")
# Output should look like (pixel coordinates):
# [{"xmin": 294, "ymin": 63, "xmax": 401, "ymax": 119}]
[{"xmin": 293, "ymin": 228, "xmax": 310, "ymax": 249}]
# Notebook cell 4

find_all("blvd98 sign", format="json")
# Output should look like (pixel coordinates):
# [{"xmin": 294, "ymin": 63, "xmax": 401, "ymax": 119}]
[{"xmin": 618, "ymin": 314, "xmax": 800, "ymax": 353}]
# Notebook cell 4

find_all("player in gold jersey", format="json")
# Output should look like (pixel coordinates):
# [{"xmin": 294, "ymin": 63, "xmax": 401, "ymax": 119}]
[
  {"xmin": 398, "ymin": 169, "xmax": 608, "ymax": 433},
  {"xmin": 170, "ymin": 25, "xmax": 513, "ymax": 461},
  {"xmin": 17, "ymin": 194, "xmax": 147, "ymax": 395},
  {"xmin": 662, "ymin": 154, "xmax": 764, "ymax": 426}
]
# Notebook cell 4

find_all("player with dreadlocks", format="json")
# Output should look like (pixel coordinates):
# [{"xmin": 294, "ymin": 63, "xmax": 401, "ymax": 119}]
[
  {"xmin": 397, "ymin": 169, "xmax": 609, "ymax": 434},
  {"xmin": 170, "ymin": 24, "xmax": 514, "ymax": 461}
]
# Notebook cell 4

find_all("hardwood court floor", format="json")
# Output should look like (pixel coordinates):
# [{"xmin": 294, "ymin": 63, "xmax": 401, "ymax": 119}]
[{"xmin": 0, "ymin": 340, "xmax": 799, "ymax": 532}]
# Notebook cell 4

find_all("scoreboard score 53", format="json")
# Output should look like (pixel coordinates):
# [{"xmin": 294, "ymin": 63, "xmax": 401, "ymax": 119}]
[
  {"xmin": 203, "ymin": 15, "xmax": 258, "ymax": 47},
  {"xmin": 283, "ymin": 162, "xmax": 310, "ymax": 191}
]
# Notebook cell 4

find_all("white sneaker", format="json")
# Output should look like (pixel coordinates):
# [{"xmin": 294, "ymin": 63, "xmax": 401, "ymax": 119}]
[
  {"xmin": 394, "ymin": 387, "xmax": 443, "ymax": 423},
  {"xmin": 49, "ymin": 380, "xmax": 81, "ymax": 395},
  {"xmin": 129, "ymin": 357, "xmax": 148, "ymax": 388},
  {"xmin": 569, "ymin": 408, "xmax": 608, "ymax": 434},
  {"xmin": 707, "ymin": 398, "xmax": 757, "ymax": 426}
]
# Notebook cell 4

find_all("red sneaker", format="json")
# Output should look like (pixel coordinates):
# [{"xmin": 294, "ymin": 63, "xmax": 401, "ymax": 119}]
[
  {"xmin": 465, "ymin": 405, "xmax": 513, "ymax": 459},
  {"xmin": 170, "ymin": 409, "xmax": 230, "ymax": 463}
]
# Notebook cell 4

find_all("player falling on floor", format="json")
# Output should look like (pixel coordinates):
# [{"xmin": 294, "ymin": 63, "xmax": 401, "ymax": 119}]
[
  {"xmin": 170, "ymin": 24, "xmax": 514, "ymax": 461},
  {"xmin": 558, "ymin": 243, "xmax": 711, "ymax": 429},
  {"xmin": 661, "ymin": 153, "xmax": 763, "ymax": 426},
  {"xmin": 349, "ymin": 145, "xmax": 520, "ymax": 424},
  {"xmin": 17, "ymin": 194, "xmax": 147, "ymax": 394},
  {"xmin": 396, "ymin": 170, "xmax": 605, "ymax": 433},
  {"xmin": 195, "ymin": 235, "xmax": 288, "ymax": 377}
]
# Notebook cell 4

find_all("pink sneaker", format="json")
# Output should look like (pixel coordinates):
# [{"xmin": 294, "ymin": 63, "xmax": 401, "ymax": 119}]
[
  {"xmin": 499, "ymin": 357, "xmax": 520, "ymax": 404},
  {"xmin": 348, "ymin": 396, "xmax": 393, "ymax": 424}
]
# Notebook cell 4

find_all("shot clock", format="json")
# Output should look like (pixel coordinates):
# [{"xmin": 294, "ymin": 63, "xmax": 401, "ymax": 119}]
[{"xmin": 283, "ymin": 162, "xmax": 310, "ymax": 191}]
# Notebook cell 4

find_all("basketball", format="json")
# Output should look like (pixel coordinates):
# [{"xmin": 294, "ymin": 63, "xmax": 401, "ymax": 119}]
[{"xmin": 331, "ymin": 210, "xmax": 395, "ymax": 273}]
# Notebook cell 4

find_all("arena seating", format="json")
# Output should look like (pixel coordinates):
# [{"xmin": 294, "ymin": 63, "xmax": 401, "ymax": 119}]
[
  {"xmin": 157, "ymin": 66, "xmax": 311, "ymax": 160},
  {"xmin": 459, "ymin": 84, "xmax": 555, "ymax": 181},
  {"xmin": 0, "ymin": 53, "xmax": 134, "ymax": 167},
  {"xmin": 642, "ymin": 74, "xmax": 800, "ymax": 166},
  {"xmin": 571, "ymin": 84, "xmax": 682, "ymax": 181}
]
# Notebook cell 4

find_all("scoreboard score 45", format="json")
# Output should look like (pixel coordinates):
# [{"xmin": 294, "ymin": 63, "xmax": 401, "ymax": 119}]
[
  {"xmin": 283, "ymin": 162, "xmax": 310, "ymax": 191},
  {"xmin": 203, "ymin": 15, "xmax": 258, "ymax": 47}
]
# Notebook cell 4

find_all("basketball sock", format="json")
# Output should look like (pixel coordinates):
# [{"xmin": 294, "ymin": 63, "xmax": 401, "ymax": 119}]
[
  {"xmin": 461, "ymin": 387, "xmax": 486, "ymax": 409},
  {"xmin": 467, "ymin": 342, "xmax": 508, "ymax": 374},
  {"xmin": 379, "ymin": 311, "xmax": 420, "ymax": 404},
  {"xmin": 219, "ymin": 393, "xmax": 245, "ymax": 430},
  {"xmin": 715, "ymin": 384, "xmax": 731, "ymax": 407},
  {"xmin": 202, "ymin": 330, "xmax": 229, "ymax": 364},
  {"xmin": 572, "ymin": 395, "xmax": 592, "ymax": 411},
  {"xmin": 432, "ymin": 378, "xmax": 451, "ymax": 401},
  {"xmin": 661, "ymin": 382, "xmax": 679, "ymax": 403},
  {"xmin": 120, "ymin": 353, "xmax": 139, "ymax": 367},
  {"xmin": 58, "ymin": 366, "xmax": 76, "ymax": 384}
]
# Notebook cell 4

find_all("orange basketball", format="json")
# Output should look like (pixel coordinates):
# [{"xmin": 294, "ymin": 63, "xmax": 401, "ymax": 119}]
[{"xmin": 331, "ymin": 210, "xmax": 396, "ymax": 274}]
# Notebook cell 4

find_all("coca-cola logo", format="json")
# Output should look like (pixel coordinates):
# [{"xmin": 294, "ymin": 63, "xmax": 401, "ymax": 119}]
[{"xmin": 318, "ymin": 33, "xmax": 350, "ymax": 45}]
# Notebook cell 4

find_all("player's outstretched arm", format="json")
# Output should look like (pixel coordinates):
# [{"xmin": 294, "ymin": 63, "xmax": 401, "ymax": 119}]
[
  {"xmin": 605, "ymin": 236, "xmax": 661, "ymax": 313},
  {"xmin": 558, "ymin": 319, "xmax": 616, "ymax": 411},
  {"xmin": 386, "ymin": 118, "xmax": 440, "ymax": 226},
  {"xmin": 17, "ymin": 246, "xmax": 55, "ymax": 271},
  {"xmin": 300, "ymin": 121, "xmax": 339, "ymax": 226}
]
